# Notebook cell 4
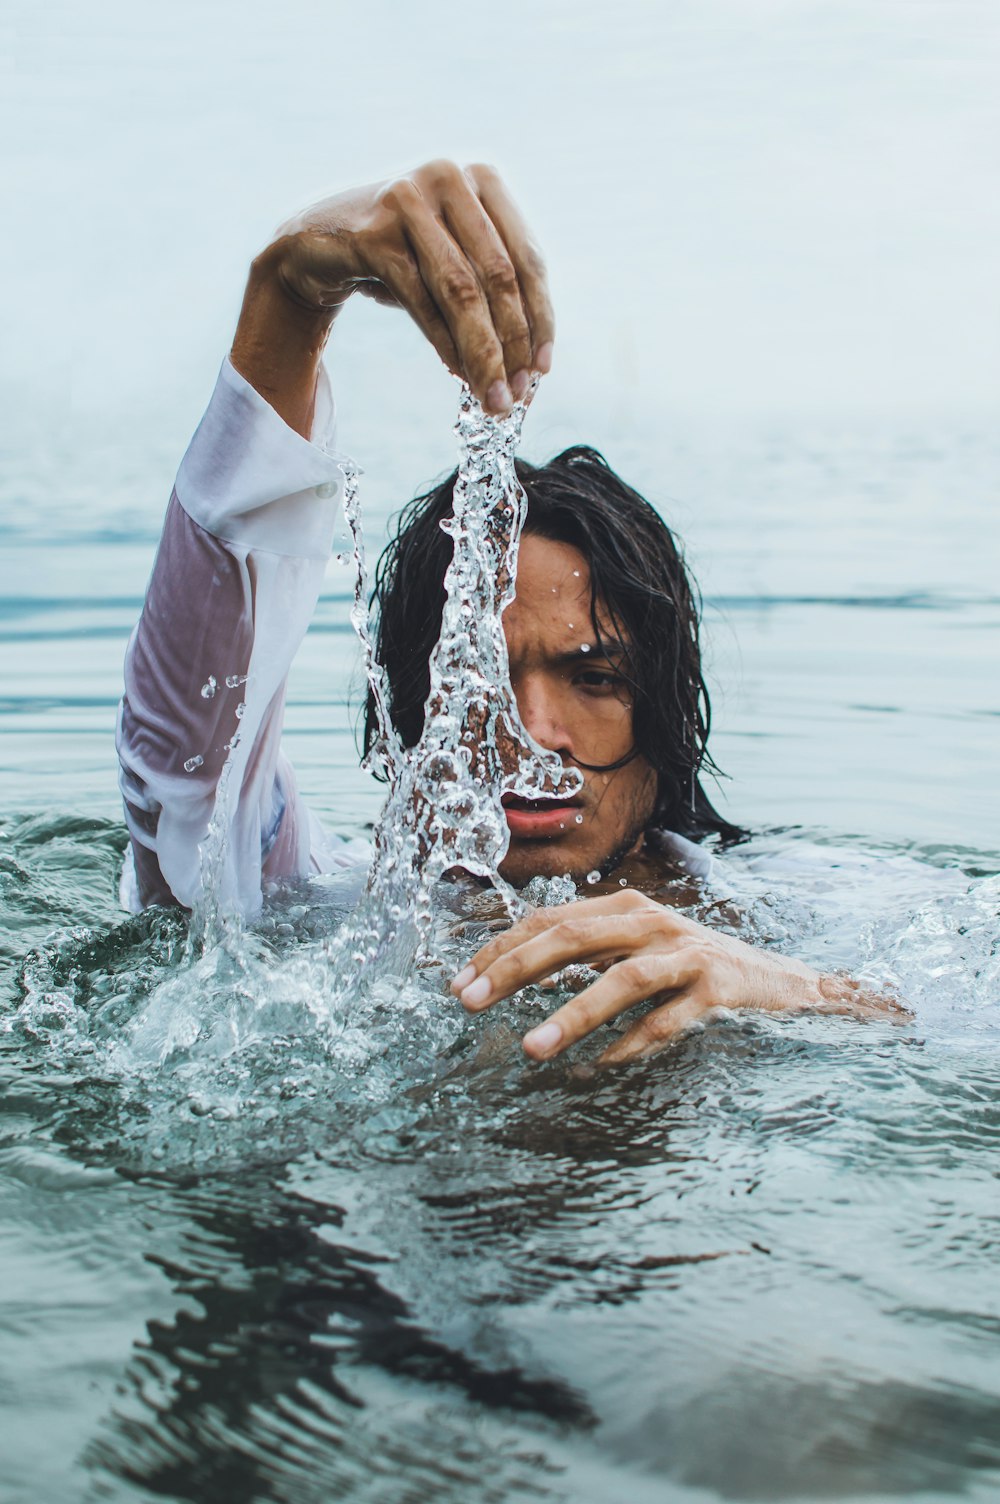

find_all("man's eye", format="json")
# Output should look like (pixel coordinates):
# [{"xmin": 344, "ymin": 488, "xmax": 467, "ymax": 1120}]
[{"xmin": 574, "ymin": 669, "xmax": 621, "ymax": 691}]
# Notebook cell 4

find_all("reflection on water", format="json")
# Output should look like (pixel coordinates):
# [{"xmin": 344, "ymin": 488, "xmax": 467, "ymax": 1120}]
[{"xmin": 2, "ymin": 811, "xmax": 999, "ymax": 1500}]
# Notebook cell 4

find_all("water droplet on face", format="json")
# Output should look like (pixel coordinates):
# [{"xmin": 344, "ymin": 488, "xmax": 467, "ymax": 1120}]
[
  {"xmin": 574, "ymin": 813, "xmax": 584, "ymax": 825},
  {"xmin": 225, "ymin": 673, "xmax": 248, "ymax": 689},
  {"xmin": 619, "ymin": 877, "xmax": 628, "ymax": 887},
  {"xmin": 558, "ymin": 822, "xmax": 565, "ymax": 830},
  {"xmin": 579, "ymin": 643, "xmax": 590, "ymax": 654},
  {"xmin": 235, "ymin": 702, "xmax": 245, "ymax": 720},
  {"xmin": 183, "ymin": 755, "xmax": 203, "ymax": 773},
  {"xmin": 200, "ymin": 676, "xmax": 217, "ymax": 699},
  {"xmin": 586, "ymin": 870, "xmax": 601, "ymax": 885}
]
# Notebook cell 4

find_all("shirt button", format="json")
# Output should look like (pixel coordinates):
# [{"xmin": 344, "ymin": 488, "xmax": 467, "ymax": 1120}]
[{"xmin": 315, "ymin": 480, "xmax": 338, "ymax": 499}]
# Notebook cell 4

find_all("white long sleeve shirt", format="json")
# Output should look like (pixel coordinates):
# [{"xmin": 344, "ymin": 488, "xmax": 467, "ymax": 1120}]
[
  {"xmin": 116, "ymin": 358, "xmax": 713, "ymax": 917},
  {"xmin": 116, "ymin": 358, "xmax": 370, "ymax": 915}
]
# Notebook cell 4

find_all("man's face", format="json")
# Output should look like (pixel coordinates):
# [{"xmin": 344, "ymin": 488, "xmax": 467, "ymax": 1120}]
[{"xmin": 498, "ymin": 533, "xmax": 658, "ymax": 885}]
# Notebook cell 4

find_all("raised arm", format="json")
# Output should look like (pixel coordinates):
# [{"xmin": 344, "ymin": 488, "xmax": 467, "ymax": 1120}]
[{"xmin": 117, "ymin": 162, "xmax": 554, "ymax": 916}]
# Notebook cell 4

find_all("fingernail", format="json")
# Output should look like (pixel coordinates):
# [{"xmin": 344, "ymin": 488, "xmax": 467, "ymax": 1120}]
[
  {"xmin": 523, "ymin": 1020, "xmax": 563, "ymax": 1058},
  {"xmin": 451, "ymin": 964, "xmax": 476, "ymax": 996},
  {"xmin": 461, "ymin": 975, "xmax": 492, "ymax": 1008},
  {"xmin": 486, "ymin": 379, "xmax": 513, "ymax": 414},
  {"xmin": 510, "ymin": 369, "xmax": 530, "ymax": 402},
  {"xmin": 534, "ymin": 342, "xmax": 553, "ymax": 375}
]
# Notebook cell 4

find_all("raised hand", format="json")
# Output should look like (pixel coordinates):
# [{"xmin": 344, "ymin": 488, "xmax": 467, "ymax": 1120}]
[{"xmin": 231, "ymin": 160, "xmax": 553, "ymax": 434}]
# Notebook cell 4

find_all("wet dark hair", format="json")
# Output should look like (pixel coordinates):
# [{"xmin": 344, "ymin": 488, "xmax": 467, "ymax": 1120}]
[{"xmin": 364, "ymin": 446, "xmax": 743, "ymax": 845}]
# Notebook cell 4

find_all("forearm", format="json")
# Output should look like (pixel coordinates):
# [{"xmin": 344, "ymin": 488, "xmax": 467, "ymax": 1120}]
[{"xmin": 230, "ymin": 239, "xmax": 338, "ymax": 439}]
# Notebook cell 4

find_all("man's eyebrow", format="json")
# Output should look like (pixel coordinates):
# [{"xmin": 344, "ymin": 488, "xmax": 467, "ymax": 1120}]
[{"xmin": 549, "ymin": 642, "xmax": 630, "ymax": 668}]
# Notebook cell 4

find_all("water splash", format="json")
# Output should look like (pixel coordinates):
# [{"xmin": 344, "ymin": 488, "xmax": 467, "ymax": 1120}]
[
  {"xmin": 326, "ymin": 381, "xmax": 581, "ymax": 979},
  {"xmin": 190, "ymin": 704, "xmax": 247, "ymax": 954},
  {"xmin": 164, "ymin": 380, "xmax": 581, "ymax": 1036},
  {"xmin": 339, "ymin": 455, "xmax": 399, "ymax": 784}
]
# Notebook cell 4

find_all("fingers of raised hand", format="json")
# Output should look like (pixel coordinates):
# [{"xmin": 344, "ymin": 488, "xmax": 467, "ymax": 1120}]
[
  {"xmin": 401, "ymin": 198, "xmax": 510, "ymax": 409},
  {"xmin": 465, "ymin": 162, "xmax": 555, "ymax": 375},
  {"xmin": 374, "ymin": 160, "xmax": 552, "ymax": 411},
  {"xmin": 440, "ymin": 185, "xmax": 534, "ymax": 399}
]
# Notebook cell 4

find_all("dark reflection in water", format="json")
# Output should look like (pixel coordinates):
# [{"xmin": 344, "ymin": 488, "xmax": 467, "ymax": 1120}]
[
  {"xmin": 80, "ymin": 1056, "xmax": 1000, "ymax": 1504},
  {"xmin": 84, "ymin": 1174, "xmax": 593, "ymax": 1503}
]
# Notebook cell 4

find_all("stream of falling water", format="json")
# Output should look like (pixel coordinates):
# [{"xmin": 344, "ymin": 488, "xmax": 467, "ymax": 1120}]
[{"xmin": 324, "ymin": 380, "xmax": 581, "ymax": 980}]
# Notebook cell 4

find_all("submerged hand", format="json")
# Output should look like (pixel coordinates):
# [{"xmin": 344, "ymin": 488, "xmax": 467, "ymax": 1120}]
[{"xmin": 450, "ymin": 890, "xmax": 902, "ymax": 1065}]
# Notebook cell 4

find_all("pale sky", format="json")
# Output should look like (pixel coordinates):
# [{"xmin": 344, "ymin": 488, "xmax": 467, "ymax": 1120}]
[{"xmin": 3, "ymin": 0, "xmax": 998, "ymax": 434}]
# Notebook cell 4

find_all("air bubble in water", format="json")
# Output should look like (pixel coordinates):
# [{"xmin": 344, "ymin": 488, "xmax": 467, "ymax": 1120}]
[
  {"xmin": 183, "ymin": 756, "xmax": 203, "ymax": 773},
  {"xmin": 200, "ymin": 676, "xmax": 217, "ymax": 699},
  {"xmin": 586, "ymin": 870, "xmax": 601, "ymax": 885}
]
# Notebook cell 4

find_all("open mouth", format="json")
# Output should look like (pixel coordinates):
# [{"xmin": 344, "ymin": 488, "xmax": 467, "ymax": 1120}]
[{"xmin": 502, "ymin": 794, "xmax": 579, "ymax": 811}]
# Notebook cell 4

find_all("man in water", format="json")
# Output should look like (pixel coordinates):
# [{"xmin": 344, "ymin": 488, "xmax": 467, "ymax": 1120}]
[{"xmin": 118, "ymin": 160, "xmax": 887, "ymax": 1066}]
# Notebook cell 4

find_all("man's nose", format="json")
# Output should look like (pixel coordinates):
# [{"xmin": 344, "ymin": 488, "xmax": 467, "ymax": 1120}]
[{"xmin": 514, "ymin": 678, "xmax": 571, "ymax": 754}]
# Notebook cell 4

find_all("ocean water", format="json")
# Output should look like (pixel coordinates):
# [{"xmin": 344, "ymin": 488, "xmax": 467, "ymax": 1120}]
[{"xmin": 3, "ymin": 2, "xmax": 1000, "ymax": 1500}]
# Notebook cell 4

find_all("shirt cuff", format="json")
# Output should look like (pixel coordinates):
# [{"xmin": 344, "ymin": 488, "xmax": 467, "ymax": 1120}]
[{"xmin": 175, "ymin": 357, "xmax": 353, "ymax": 559}]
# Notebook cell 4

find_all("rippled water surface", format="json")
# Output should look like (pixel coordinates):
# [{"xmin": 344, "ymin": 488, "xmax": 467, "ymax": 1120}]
[
  {"xmin": 3, "ymin": 807, "xmax": 1000, "ymax": 1502},
  {"xmin": 4, "ymin": 2, "xmax": 1000, "ymax": 1499},
  {"xmin": 3, "ymin": 411, "xmax": 1000, "ymax": 1504}
]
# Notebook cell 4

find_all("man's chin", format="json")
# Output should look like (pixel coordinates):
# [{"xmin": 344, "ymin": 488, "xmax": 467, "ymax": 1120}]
[
  {"xmin": 499, "ymin": 840, "xmax": 602, "ymax": 889},
  {"xmin": 499, "ymin": 826, "xmax": 649, "ymax": 889}
]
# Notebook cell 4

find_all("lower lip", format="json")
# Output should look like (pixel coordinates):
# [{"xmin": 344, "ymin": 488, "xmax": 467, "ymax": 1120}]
[{"xmin": 504, "ymin": 804, "xmax": 582, "ymax": 838}]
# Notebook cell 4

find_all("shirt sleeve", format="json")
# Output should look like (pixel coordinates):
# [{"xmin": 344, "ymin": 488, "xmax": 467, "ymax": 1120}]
[{"xmin": 116, "ymin": 357, "xmax": 369, "ymax": 917}]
